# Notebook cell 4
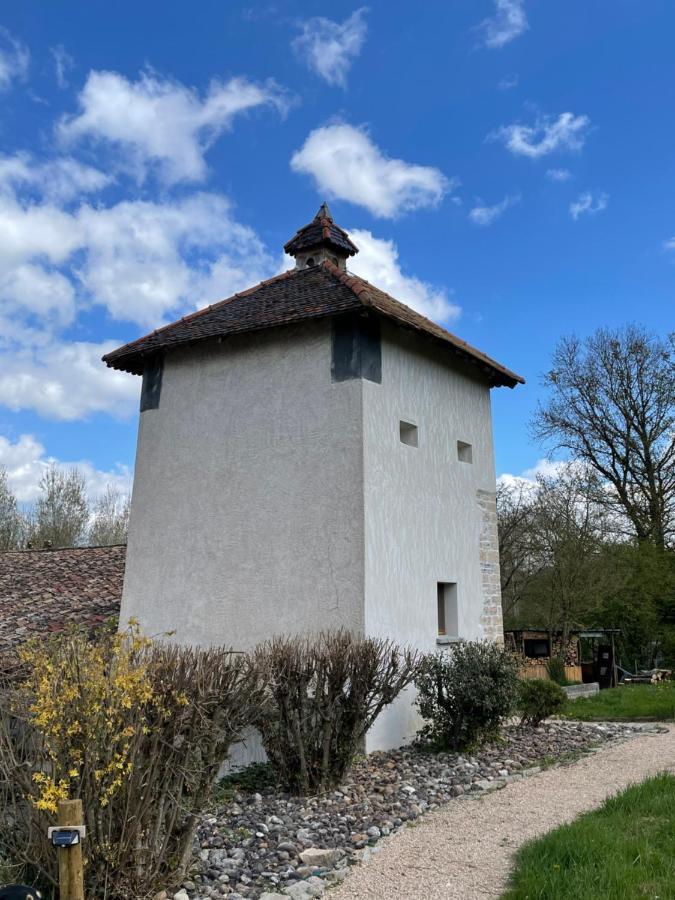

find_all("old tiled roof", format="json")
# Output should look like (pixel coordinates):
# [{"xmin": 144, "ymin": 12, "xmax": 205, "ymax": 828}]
[
  {"xmin": 284, "ymin": 202, "xmax": 359, "ymax": 258},
  {"xmin": 103, "ymin": 261, "xmax": 524, "ymax": 388},
  {"xmin": 0, "ymin": 545, "xmax": 125, "ymax": 664}
]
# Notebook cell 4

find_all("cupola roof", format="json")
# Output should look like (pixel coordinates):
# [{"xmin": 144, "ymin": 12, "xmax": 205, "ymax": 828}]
[{"xmin": 284, "ymin": 202, "xmax": 359, "ymax": 260}]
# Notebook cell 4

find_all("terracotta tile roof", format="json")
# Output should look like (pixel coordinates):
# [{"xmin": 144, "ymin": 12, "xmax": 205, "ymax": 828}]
[
  {"xmin": 103, "ymin": 261, "xmax": 524, "ymax": 388},
  {"xmin": 0, "ymin": 545, "xmax": 125, "ymax": 667}
]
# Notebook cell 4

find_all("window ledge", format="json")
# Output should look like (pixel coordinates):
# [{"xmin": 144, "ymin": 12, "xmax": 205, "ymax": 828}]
[{"xmin": 436, "ymin": 636, "xmax": 460, "ymax": 646}]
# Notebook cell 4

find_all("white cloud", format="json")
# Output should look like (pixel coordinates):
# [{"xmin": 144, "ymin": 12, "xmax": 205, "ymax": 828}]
[
  {"xmin": 662, "ymin": 237, "xmax": 675, "ymax": 251},
  {"xmin": 478, "ymin": 0, "xmax": 528, "ymax": 49},
  {"xmin": 293, "ymin": 8, "xmax": 368, "ymax": 87},
  {"xmin": 0, "ymin": 152, "xmax": 112, "ymax": 202},
  {"xmin": 348, "ymin": 229, "xmax": 461, "ymax": 323},
  {"xmin": 0, "ymin": 27, "xmax": 29, "ymax": 91},
  {"xmin": 0, "ymin": 340, "xmax": 139, "ymax": 422},
  {"xmin": 51, "ymin": 44, "xmax": 74, "ymax": 89},
  {"xmin": 468, "ymin": 193, "xmax": 520, "ymax": 226},
  {"xmin": 76, "ymin": 193, "xmax": 276, "ymax": 327},
  {"xmin": 0, "ymin": 181, "xmax": 277, "ymax": 418},
  {"xmin": 0, "ymin": 433, "xmax": 132, "ymax": 503},
  {"xmin": 59, "ymin": 70, "xmax": 290, "ymax": 184},
  {"xmin": 491, "ymin": 112, "xmax": 591, "ymax": 159},
  {"xmin": 569, "ymin": 191, "xmax": 608, "ymax": 220},
  {"xmin": 497, "ymin": 73, "xmax": 519, "ymax": 90},
  {"xmin": 291, "ymin": 123, "xmax": 452, "ymax": 218},
  {"xmin": 546, "ymin": 167, "xmax": 572, "ymax": 182},
  {"xmin": 0, "ymin": 264, "xmax": 76, "ymax": 331}
]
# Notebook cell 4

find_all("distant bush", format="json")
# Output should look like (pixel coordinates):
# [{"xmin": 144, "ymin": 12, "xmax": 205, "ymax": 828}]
[
  {"xmin": 0, "ymin": 626, "xmax": 262, "ymax": 898},
  {"xmin": 518, "ymin": 678, "xmax": 566, "ymax": 726},
  {"xmin": 252, "ymin": 630, "xmax": 419, "ymax": 794},
  {"xmin": 415, "ymin": 641, "xmax": 520, "ymax": 751},
  {"xmin": 546, "ymin": 656, "xmax": 568, "ymax": 685}
]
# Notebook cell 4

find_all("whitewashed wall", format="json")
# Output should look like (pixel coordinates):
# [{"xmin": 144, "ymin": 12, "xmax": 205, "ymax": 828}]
[
  {"xmin": 120, "ymin": 321, "xmax": 366, "ymax": 649},
  {"xmin": 362, "ymin": 323, "xmax": 499, "ymax": 752}
]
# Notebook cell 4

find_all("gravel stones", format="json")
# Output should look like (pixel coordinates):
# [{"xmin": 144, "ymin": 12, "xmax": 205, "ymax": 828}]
[{"xmin": 171, "ymin": 721, "xmax": 648, "ymax": 900}]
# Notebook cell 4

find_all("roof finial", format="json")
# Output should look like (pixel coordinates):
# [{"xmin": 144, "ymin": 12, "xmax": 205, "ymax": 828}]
[{"xmin": 314, "ymin": 201, "xmax": 332, "ymax": 222}]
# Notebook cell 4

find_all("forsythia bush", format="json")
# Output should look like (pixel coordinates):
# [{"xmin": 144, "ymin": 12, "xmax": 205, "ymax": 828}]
[
  {"xmin": 415, "ymin": 641, "xmax": 519, "ymax": 750},
  {"xmin": 0, "ymin": 625, "xmax": 262, "ymax": 899}
]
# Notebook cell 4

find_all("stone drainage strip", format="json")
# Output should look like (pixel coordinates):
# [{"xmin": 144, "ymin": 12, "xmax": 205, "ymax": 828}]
[{"xmin": 161, "ymin": 722, "xmax": 663, "ymax": 900}]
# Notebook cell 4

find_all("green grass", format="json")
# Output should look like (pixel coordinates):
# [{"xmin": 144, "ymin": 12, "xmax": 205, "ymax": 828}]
[
  {"xmin": 502, "ymin": 773, "xmax": 675, "ymax": 899},
  {"xmin": 561, "ymin": 682, "xmax": 675, "ymax": 722}
]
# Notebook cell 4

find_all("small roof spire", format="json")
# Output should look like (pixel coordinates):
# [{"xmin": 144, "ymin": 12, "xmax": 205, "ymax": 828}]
[
  {"xmin": 284, "ymin": 204, "xmax": 358, "ymax": 265},
  {"xmin": 314, "ymin": 201, "xmax": 332, "ymax": 221}
]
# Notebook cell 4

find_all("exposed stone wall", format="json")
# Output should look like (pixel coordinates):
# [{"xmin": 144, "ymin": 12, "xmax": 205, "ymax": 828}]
[{"xmin": 477, "ymin": 489, "xmax": 504, "ymax": 643}]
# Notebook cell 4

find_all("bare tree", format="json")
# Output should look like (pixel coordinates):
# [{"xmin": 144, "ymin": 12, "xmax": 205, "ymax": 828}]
[
  {"xmin": 532, "ymin": 325, "xmax": 675, "ymax": 548},
  {"xmin": 0, "ymin": 466, "xmax": 24, "ymax": 550},
  {"xmin": 496, "ymin": 479, "xmax": 539, "ymax": 617},
  {"xmin": 29, "ymin": 464, "xmax": 89, "ymax": 548},
  {"xmin": 527, "ymin": 465, "xmax": 608, "ymax": 649},
  {"xmin": 88, "ymin": 484, "xmax": 130, "ymax": 546}
]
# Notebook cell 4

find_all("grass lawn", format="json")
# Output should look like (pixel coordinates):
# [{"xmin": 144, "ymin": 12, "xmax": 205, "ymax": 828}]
[
  {"xmin": 502, "ymin": 773, "xmax": 675, "ymax": 899},
  {"xmin": 561, "ymin": 682, "xmax": 675, "ymax": 722}
]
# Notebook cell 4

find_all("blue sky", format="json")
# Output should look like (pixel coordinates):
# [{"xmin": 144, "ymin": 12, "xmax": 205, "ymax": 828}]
[{"xmin": 0, "ymin": 0, "xmax": 672, "ymax": 502}]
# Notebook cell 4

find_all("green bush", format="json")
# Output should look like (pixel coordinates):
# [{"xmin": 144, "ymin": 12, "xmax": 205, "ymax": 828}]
[
  {"xmin": 414, "ymin": 641, "xmax": 520, "ymax": 750},
  {"xmin": 518, "ymin": 678, "xmax": 566, "ymax": 726},
  {"xmin": 546, "ymin": 655, "xmax": 568, "ymax": 685},
  {"xmin": 252, "ymin": 630, "xmax": 419, "ymax": 794}
]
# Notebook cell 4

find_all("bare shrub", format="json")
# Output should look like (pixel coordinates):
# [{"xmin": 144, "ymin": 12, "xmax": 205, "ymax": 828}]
[
  {"xmin": 0, "ymin": 627, "xmax": 263, "ymax": 899},
  {"xmin": 252, "ymin": 630, "xmax": 419, "ymax": 794}
]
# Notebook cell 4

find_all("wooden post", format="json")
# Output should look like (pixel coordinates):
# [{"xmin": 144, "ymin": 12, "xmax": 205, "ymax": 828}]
[{"xmin": 57, "ymin": 799, "xmax": 85, "ymax": 900}]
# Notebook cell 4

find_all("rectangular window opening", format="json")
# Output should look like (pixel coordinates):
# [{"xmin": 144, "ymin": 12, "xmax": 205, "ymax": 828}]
[
  {"xmin": 437, "ymin": 582, "xmax": 458, "ymax": 640},
  {"xmin": 400, "ymin": 421, "xmax": 418, "ymax": 447},
  {"xmin": 457, "ymin": 440, "xmax": 473, "ymax": 463}
]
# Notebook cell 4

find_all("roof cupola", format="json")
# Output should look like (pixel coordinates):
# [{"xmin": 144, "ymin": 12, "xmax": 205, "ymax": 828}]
[{"xmin": 284, "ymin": 202, "xmax": 359, "ymax": 271}]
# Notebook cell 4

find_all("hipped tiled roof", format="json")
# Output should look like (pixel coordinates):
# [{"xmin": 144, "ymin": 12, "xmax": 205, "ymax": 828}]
[
  {"xmin": 103, "ymin": 261, "xmax": 524, "ymax": 388},
  {"xmin": 0, "ymin": 545, "xmax": 125, "ymax": 666}
]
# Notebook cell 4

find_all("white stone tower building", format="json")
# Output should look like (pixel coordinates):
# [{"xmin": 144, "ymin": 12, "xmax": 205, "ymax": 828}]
[{"xmin": 104, "ymin": 205, "xmax": 523, "ymax": 750}]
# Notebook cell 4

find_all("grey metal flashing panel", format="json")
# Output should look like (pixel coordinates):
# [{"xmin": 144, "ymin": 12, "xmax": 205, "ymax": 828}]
[
  {"xmin": 331, "ymin": 314, "xmax": 382, "ymax": 384},
  {"xmin": 140, "ymin": 356, "xmax": 164, "ymax": 411}
]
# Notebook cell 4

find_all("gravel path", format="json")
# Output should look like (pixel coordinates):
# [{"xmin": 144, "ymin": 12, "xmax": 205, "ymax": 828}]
[{"xmin": 330, "ymin": 725, "xmax": 675, "ymax": 900}]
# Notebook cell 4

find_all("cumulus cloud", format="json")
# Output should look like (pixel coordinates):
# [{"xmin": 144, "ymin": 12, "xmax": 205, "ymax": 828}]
[
  {"xmin": 59, "ymin": 70, "xmax": 290, "ymax": 183},
  {"xmin": 0, "ymin": 340, "xmax": 140, "ymax": 421},
  {"xmin": 293, "ymin": 8, "xmax": 367, "ymax": 87},
  {"xmin": 468, "ymin": 193, "xmax": 520, "ymax": 226},
  {"xmin": 491, "ymin": 112, "xmax": 591, "ymax": 159},
  {"xmin": 0, "ymin": 27, "xmax": 29, "ymax": 91},
  {"xmin": 569, "ymin": 191, "xmax": 608, "ymax": 220},
  {"xmin": 0, "ymin": 433, "xmax": 132, "ymax": 503},
  {"xmin": 478, "ymin": 0, "xmax": 528, "ymax": 49},
  {"xmin": 0, "ymin": 152, "xmax": 112, "ymax": 202},
  {"xmin": 546, "ymin": 167, "xmax": 572, "ymax": 182},
  {"xmin": 348, "ymin": 229, "xmax": 461, "ymax": 323},
  {"xmin": 291, "ymin": 123, "xmax": 452, "ymax": 218},
  {"xmin": 0, "ymin": 173, "xmax": 277, "ymax": 418}
]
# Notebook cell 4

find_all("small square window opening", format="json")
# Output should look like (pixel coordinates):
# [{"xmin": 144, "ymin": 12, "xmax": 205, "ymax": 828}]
[
  {"xmin": 437, "ymin": 582, "xmax": 458, "ymax": 639},
  {"xmin": 400, "ymin": 421, "xmax": 418, "ymax": 447},
  {"xmin": 457, "ymin": 440, "xmax": 473, "ymax": 463}
]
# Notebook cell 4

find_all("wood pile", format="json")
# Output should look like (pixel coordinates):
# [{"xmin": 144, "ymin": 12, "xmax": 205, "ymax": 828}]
[{"xmin": 622, "ymin": 668, "xmax": 672, "ymax": 685}]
